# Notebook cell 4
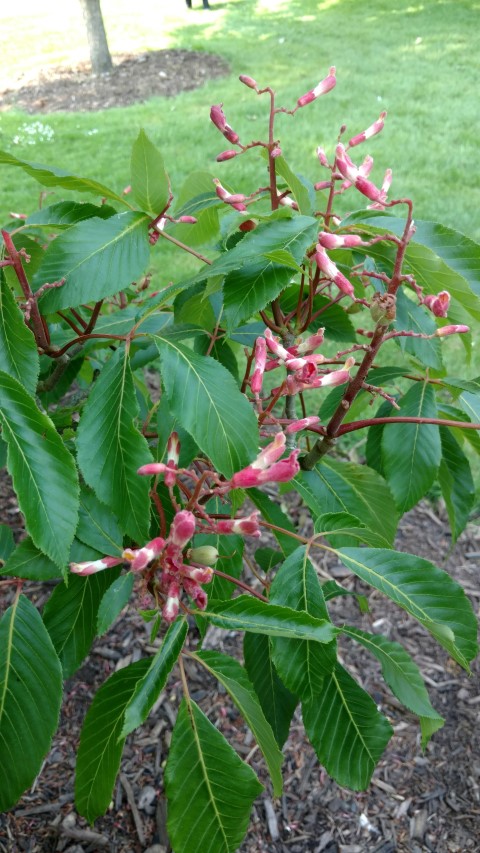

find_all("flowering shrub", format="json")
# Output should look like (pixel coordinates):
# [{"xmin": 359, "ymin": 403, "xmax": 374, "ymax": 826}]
[{"xmin": 0, "ymin": 69, "xmax": 480, "ymax": 851}]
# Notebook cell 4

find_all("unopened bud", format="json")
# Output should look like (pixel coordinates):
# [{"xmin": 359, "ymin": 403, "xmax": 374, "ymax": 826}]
[
  {"xmin": 297, "ymin": 67, "xmax": 336, "ymax": 107},
  {"xmin": 239, "ymin": 219, "xmax": 256, "ymax": 232},
  {"xmin": 216, "ymin": 149, "xmax": 238, "ymax": 162},
  {"xmin": 239, "ymin": 74, "xmax": 257, "ymax": 89},
  {"xmin": 271, "ymin": 146, "xmax": 282, "ymax": 158},
  {"xmin": 187, "ymin": 546, "xmax": 219, "ymax": 566},
  {"xmin": 177, "ymin": 215, "xmax": 197, "ymax": 224},
  {"xmin": 435, "ymin": 324, "xmax": 470, "ymax": 337}
]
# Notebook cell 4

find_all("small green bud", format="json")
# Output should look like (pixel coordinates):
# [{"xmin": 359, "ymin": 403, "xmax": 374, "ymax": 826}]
[{"xmin": 187, "ymin": 546, "xmax": 219, "ymax": 566}]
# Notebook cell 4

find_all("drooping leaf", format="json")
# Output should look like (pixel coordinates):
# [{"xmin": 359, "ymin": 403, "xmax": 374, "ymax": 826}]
[
  {"xmin": 122, "ymin": 619, "xmax": 188, "ymax": 737},
  {"xmin": 336, "ymin": 547, "xmax": 478, "ymax": 670},
  {"xmin": 273, "ymin": 154, "xmax": 315, "ymax": 215},
  {"xmin": 154, "ymin": 335, "xmax": 258, "ymax": 478},
  {"xmin": 25, "ymin": 201, "xmax": 117, "ymax": 228},
  {"xmin": 0, "ymin": 149, "xmax": 129, "ymax": 206},
  {"xmin": 294, "ymin": 457, "xmax": 398, "ymax": 546},
  {"xmin": 269, "ymin": 547, "xmax": 336, "ymax": 701},
  {"xmin": 0, "ymin": 272, "xmax": 39, "ymax": 395},
  {"xmin": 97, "ymin": 573, "xmax": 135, "ymax": 636},
  {"xmin": 76, "ymin": 487, "xmax": 124, "ymax": 556},
  {"xmin": 0, "ymin": 595, "xmax": 63, "ymax": 812},
  {"xmin": 243, "ymin": 632, "xmax": 297, "ymax": 748},
  {"xmin": 343, "ymin": 625, "xmax": 444, "ymax": 746},
  {"xmin": 438, "ymin": 427, "xmax": 475, "ymax": 543},
  {"xmin": 75, "ymin": 659, "xmax": 150, "ymax": 823},
  {"xmin": 77, "ymin": 347, "xmax": 152, "ymax": 543},
  {"xmin": 0, "ymin": 371, "xmax": 79, "ymax": 568},
  {"xmin": 33, "ymin": 212, "xmax": 150, "ymax": 313},
  {"xmin": 130, "ymin": 129, "xmax": 170, "ymax": 216},
  {"xmin": 199, "ymin": 595, "xmax": 338, "ymax": 644},
  {"xmin": 303, "ymin": 663, "xmax": 393, "ymax": 790},
  {"xmin": 194, "ymin": 650, "xmax": 284, "ymax": 796},
  {"xmin": 0, "ymin": 536, "xmax": 61, "ymax": 580},
  {"xmin": 165, "ymin": 699, "xmax": 263, "ymax": 853},
  {"xmin": 43, "ymin": 567, "xmax": 121, "ymax": 678},
  {"xmin": 382, "ymin": 381, "xmax": 441, "ymax": 513}
]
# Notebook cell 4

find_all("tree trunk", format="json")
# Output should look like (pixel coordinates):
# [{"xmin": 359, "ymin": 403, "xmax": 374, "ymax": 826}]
[{"xmin": 79, "ymin": 0, "xmax": 113, "ymax": 75}]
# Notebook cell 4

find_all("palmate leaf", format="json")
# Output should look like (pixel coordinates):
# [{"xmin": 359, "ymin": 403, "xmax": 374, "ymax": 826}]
[
  {"xmin": 438, "ymin": 427, "xmax": 475, "ymax": 543},
  {"xmin": 154, "ymin": 335, "xmax": 258, "ymax": 478},
  {"xmin": 130, "ymin": 129, "xmax": 170, "ymax": 216},
  {"xmin": 0, "ymin": 595, "xmax": 63, "ymax": 812},
  {"xmin": 199, "ymin": 596, "xmax": 338, "ymax": 643},
  {"xmin": 165, "ymin": 698, "xmax": 263, "ymax": 853},
  {"xmin": 243, "ymin": 633, "xmax": 297, "ymax": 748},
  {"xmin": 343, "ymin": 626, "xmax": 444, "ymax": 746},
  {"xmin": 269, "ymin": 546, "xmax": 336, "ymax": 701},
  {"xmin": 75, "ymin": 659, "xmax": 150, "ymax": 823},
  {"xmin": 194, "ymin": 651, "xmax": 283, "ymax": 796},
  {"xmin": 122, "ymin": 619, "xmax": 188, "ymax": 737},
  {"xmin": 303, "ymin": 662, "xmax": 393, "ymax": 790},
  {"xmin": 382, "ymin": 381, "xmax": 441, "ymax": 513},
  {"xmin": 336, "ymin": 547, "xmax": 478, "ymax": 670},
  {"xmin": 294, "ymin": 457, "xmax": 398, "ymax": 546},
  {"xmin": 33, "ymin": 212, "xmax": 150, "ymax": 313},
  {"xmin": 76, "ymin": 347, "xmax": 152, "ymax": 543},
  {"xmin": 0, "ymin": 371, "xmax": 79, "ymax": 568},
  {"xmin": 0, "ymin": 272, "xmax": 39, "ymax": 395}
]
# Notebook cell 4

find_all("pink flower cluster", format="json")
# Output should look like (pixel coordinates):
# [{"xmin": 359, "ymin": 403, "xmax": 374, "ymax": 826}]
[{"xmin": 423, "ymin": 290, "xmax": 450, "ymax": 318}]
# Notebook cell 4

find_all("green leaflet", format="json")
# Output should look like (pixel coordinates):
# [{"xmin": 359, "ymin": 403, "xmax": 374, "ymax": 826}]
[
  {"xmin": 165, "ymin": 699, "xmax": 263, "ymax": 853},
  {"xmin": 75, "ymin": 659, "xmax": 150, "ymax": 823},
  {"xmin": 0, "ymin": 371, "xmax": 79, "ymax": 568},
  {"xmin": 0, "ymin": 595, "xmax": 63, "ymax": 812},
  {"xmin": 130, "ymin": 129, "xmax": 170, "ymax": 216},
  {"xmin": 97, "ymin": 573, "xmax": 135, "ymax": 636},
  {"xmin": 76, "ymin": 347, "xmax": 152, "ymax": 543},
  {"xmin": 0, "ymin": 272, "xmax": 39, "ymax": 395},
  {"xmin": 243, "ymin": 632, "xmax": 297, "ymax": 749},
  {"xmin": 438, "ymin": 427, "xmax": 475, "ymax": 543}
]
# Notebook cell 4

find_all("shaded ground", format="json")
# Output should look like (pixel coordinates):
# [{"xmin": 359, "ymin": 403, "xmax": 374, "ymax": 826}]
[{"xmin": 0, "ymin": 50, "xmax": 230, "ymax": 114}]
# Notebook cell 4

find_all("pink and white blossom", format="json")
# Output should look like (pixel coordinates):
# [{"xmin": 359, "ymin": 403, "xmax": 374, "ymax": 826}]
[
  {"xmin": 70, "ymin": 556, "xmax": 124, "ymax": 576},
  {"xmin": 423, "ymin": 291, "xmax": 450, "ymax": 318},
  {"xmin": 297, "ymin": 67, "xmax": 336, "ymax": 107}
]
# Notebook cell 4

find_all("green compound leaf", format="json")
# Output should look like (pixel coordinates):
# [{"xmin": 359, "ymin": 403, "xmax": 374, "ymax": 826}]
[
  {"xmin": 0, "ymin": 595, "xmax": 63, "ymax": 812},
  {"xmin": 75, "ymin": 659, "xmax": 150, "ymax": 824},
  {"xmin": 243, "ymin": 632, "xmax": 297, "ymax": 749},
  {"xmin": 336, "ymin": 547, "xmax": 478, "ymax": 671},
  {"xmin": 382, "ymin": 381, "xmax": 441, "ymax": 513},
  {"xmin": 34, "ymin": 211, "xmax": 150, "ymax": 313},
  {"xmin": 154, "ymin": 335, "xmax": 258, "ymax": 479},
  {"xmin": 131, "ymin": 129, "xmax": 170, "ymax": 216},
  {"xmin": 303, "ymin": 663, "xmax": 393, "ymax": 790},
  {"xmin": 438, "ymin": 426, "xmax": 475, "ymax": 543},
  {"xmin": 122, "ymin": 619, "xmax": 188, "ymax": 737},
  {"xmin": 343, "ymin": 626, "xmax": 444, "ymax": 747},
  {"xmin": 194, "ymin": 650, "xmax": 283, "ymax": 796},
  {"xmin": 269, "ymin": 546, "xmax": 336, "ymax": 701},
  {"xmin": 0, "ymin": 272, "xmax": 39, "ymax": 395},
  {"xmin": 165, "ymin": 699, "xmax": 263, "ymax": 853},
  {"xmin": 77, "ymin": 347, "xmax": 152, "ymax": 543},
  {"xmin": 97, "ymin": 573, "xmax": 135, "ymax": 636},
  {"xmin": 0, "ymin": 371, "xmax": 79, "ymax": 568}
]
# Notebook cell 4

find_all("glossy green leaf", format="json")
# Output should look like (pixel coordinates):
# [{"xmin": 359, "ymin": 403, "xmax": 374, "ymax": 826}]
[
  {"xmin": 43, "ymin": 567, "xmax": 121, "ymax": 678},
  {"xmin": 0, "ymin": 371, "xmax": 79, "ymax": 568},
  {"xmin": 75, "ymin": 659, "xmax": 150, "ymax": 823},
  {"xmin": 122, "ymin": 619, "xmax": 188, "ymax": 737},
  {"xmin": 97, "ymin": 573, "xmax": 135, "ymax": 636},
  {"xmin": 457, "ymin": 388, "xmax": 480, "ymax": 423},
  {"xmin": 262, "ymin": 249, "xmax": 303, "ymax": 272},
  {"xmin": 269, "ymin": 547, "xmax": 336, "ymax": 700},
  {"xmin": 33, "ymin": 212, "xmax": 150, "ymax": 313},
  {"xmin": 337, "ymin": 547, "xmax": 478, "ymax": 670},
  {"xmin": 154, "ymin": 335, "xmax": 258, "ymax": 478},
  {"xmin": 394, "ymin": 288, "xmax": 442, "ymax": 369},
  {"xmin": 294, "ymin": 457, "xmax": 398, "ymax": 546},
  {"xmin": 223, "ymin": 259, "xmax": 298, "ymax": 330},
  {"xmin": 249, "ymin": 488, "xmax": 298, "ymax": 555},
  {"xmin": 130, "ymin": 129, "xmax": 170, "ymax": 216},
  {"xmin": 0, "ymin": 595, "xmax": 62, "ymax": 812},
  {"xmin": 76, "ymin": 487, "xmax": 124, "ymax": 556},
  {"xmin": 438, "ymin": 427, "xmax": 475, "ymax": 543},
  {"xmin": 195, "ymin": 650, "xmax": 283, "ymax": 796},
  {"xmin": 25, "ymin": 201, "xmax": 117, "ymax": 228},
  {"xmin": 382, "ymin": 381, "xmax": 441, "ymax": 513},
  {"xmin": 0, "ymin": 273, "xmax": 39, "ymax": 395},
  {"xmin": 343, "ymin": 626, "xmax": 444, "ymax": 746},
  {"xmin": 0, "ymin": 149, "xmax": 128, "ymax": 206},
  {"xmin": 0, "ymin": 524, "xmax": 14, "ymax": 563},
  {"xmin": 314, "ymin": 511, "xmax": 392, "ymax": 549},
  {"xmin": 243, "ymin": 632, "xmax": 297, "ymax": 748},
  {"xmin": 77, "ymin": 348, "xmax": 152, "ymax": 543},
  {"xmin": 303, "ymin": 663, "xmax": 393, "ymax": 790},
  {"xmin": 199, "ymin": 595, "xmax": 338, "ymax": 644},
  {"xmin": 0, "ymin": 536, "xmax": 61, "ymax": 580},
  {"xmin": 273, "ymin": 154, "xmax": 315, "ymax": 214},
  {"xmin": 171, "ymin": 171, "xmax": 220, "ymax": 246},
  {"xmin": 165, "ymin": 698, "xmax": 263, "ymax": 853}
]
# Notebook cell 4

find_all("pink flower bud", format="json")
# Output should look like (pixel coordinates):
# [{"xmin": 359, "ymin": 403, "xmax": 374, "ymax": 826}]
[
  {"xmin": 239, "ymin": 74, "xmax": 257, "ymax": 89},
  {"xmin": 170, "ymin": 511, "xmax": 196, "ymax": 549},
  {"xmin": 271, "ymin": 146, "xmax": 282, "ymax": 158},
  {"xmin": 278, "ymin": 194, "xmax": 299, "ymax": 210},
  {"xmin": 265, "ymin": 328, "xmax": 291, "ymax": 361},
  {"xmin": 297, "ymin": 67, "xmax": 336, "ymax": 107},
  {"xmin": 314, "ymin": 244, "xmax": 355, "ymax": 297},
  {"xmin": 314, "ymin": 181, "xmax": 332, "ymax": 191},
  {"xmin": 348, "ymin": 111, "xmax": 387, "ymax": 148},
  {"xmin": 216, "ymin": 149, "xmax": 238, "ymax": 162},
  {"xmin": 257, "ymin": 450, "xmax": 300, "ymax": 483},
  {"xmin": 435, "ymin": 324, "xmax": 470, "ymax": 337},
  {"xmin": 137, "ymin": 462, "xmax": 168, "ymax": 476},
  {"xmin": 359, "ymin": 155, "xmax": 374, "ymax": 177},
  {"xmin": 177, "ymin": 215, "xmax": 198, "ymax": 224},
  {"xmin": 318, "ymin": 231, "xmax": 364, "ymax": 250},
  {"xmin": 251, "ymin": 337, "xmax": 267, "ymax": 394},
  {"xmin": 163, "ymin": 581, "xmax": 181, "ymax": 623},
  {"xmin": 252, "ymin": 431, "xmax": 286, "ymax": 470},
  {"xmin": 210, "ymin": 104, "xmax": 227, "ymax": 133},
  {"xmin": 167, "ymin": 432, "xmax": 181, "ymax": 466},
  {"xmin": 296, "ymin": 330, "xmax": 325, "ymax": 355},
  {"xmin": 213, "ymin": 179, "xmax": 247, "ymax": 212},
  {"xmin": 223, "ymin": 126, "xmax": 240, "ymax": 145},
  {"xmin": 317, "ymin": 147, "xmax": 329, "ymax": 168},
  {"xmin": 183, "ymin": 565, "xmax": 214, "ymax": 584},
  {"xmin": 216, "ymin": 511, "xmax": 261, "ymax": 538},
  {"xmin": 355, "ymin": 175, "xmax": 386, "ymax": 204},
  {"xmin": 123, "ymin": 537, "xmax": 165, "ymax": 571},
  {"xmin": 183, "ymin": 578, "xmax": 208, "ymax": 609},
  {"xmin": 319, "ymin": 367, "xmax": 351, "ymax": 387},
  {"xmin": 335, "ymin": 144, "xmax": 359, "ymax": 183},
  {"xmin": 70, "ymin": 556, "xmax": 124, "ymax": 576},
  {"xmin": 424, "ymin": 291, "xmax": 450, "ymax": 318},
  {"xmin": 286, "ymin": 416, "xmax": 321, "ymax": 434}
]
